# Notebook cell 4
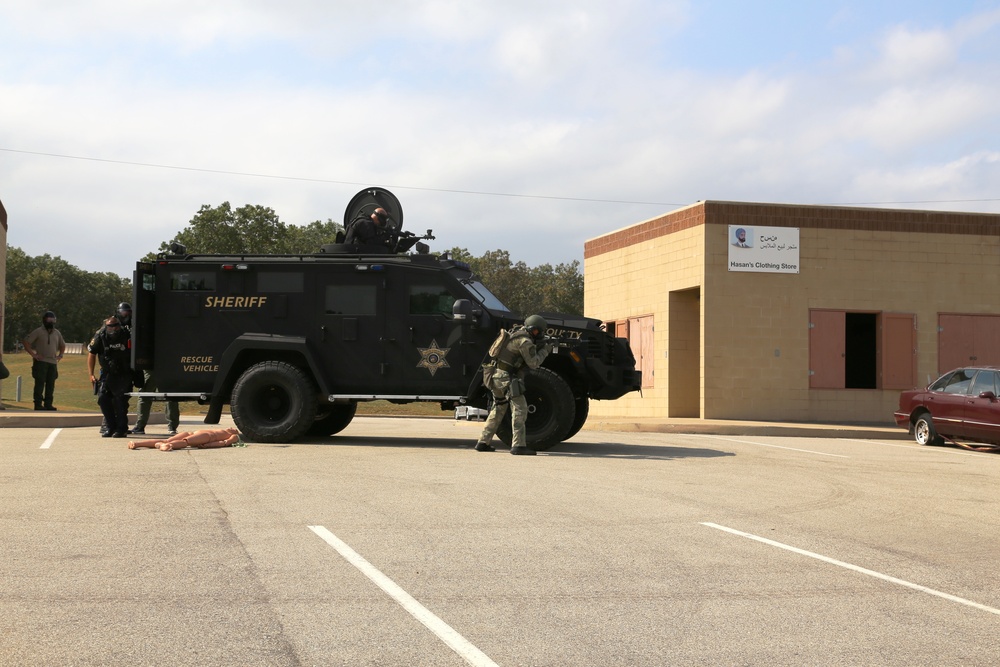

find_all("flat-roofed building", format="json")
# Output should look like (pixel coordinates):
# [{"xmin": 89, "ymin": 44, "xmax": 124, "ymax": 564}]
[{"xmin": 584, "ymin": 201, "xmax": 1000, "ymax": 424}]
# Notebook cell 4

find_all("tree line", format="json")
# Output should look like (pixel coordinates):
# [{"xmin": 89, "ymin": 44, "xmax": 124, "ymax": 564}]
[
  {"xmin": 4, "ymin": 202, "xmax": 583, "ymax": 348},
  {"xmin": 4, "ymin": 246, "xmax": 132, "ymax": 348}
]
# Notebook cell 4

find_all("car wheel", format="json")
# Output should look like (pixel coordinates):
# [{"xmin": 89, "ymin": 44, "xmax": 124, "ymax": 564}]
[
  {"xmin": 231, "ymin": 361, "xmax": 318, "ymax": 443},
  {"xmin": 307, "ymin": 402, "xmax": 357, "ymax": 436},
  {"xmin": 496, "ymin": 367, "xmax": 575, "ymax": 450},
  {"xmin": 913, "ymin": 413, "xmax": 943, "ymax": 446},
  {"xmin": 561, "ymin": 395, "xmax": 590, "ymax": 442}
]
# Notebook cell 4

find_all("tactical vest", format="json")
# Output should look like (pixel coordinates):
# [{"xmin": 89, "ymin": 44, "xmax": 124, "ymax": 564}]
[
  {"xmin": 99, "ymin": 330, "xmax": 131, "ymax": 376},
  {"xmin": 495, "ymin": 328, "xmax": 532, "ymax": 372}
]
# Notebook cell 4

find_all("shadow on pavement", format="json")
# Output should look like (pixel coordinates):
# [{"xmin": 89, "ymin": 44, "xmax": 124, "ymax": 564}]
[{"xmin": 286, "ymin": 435, "xmax": 735, "ymax": 460}]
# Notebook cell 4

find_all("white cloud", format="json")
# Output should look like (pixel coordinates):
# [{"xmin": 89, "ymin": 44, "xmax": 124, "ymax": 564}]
[{"xmin": 2, "ymin": 1, "xmax": 1000, "ymax": 281}]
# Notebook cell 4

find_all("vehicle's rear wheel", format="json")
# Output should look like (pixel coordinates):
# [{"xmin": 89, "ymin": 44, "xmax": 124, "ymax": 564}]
[
  {"xmin": 231, "ymin": 361, "xmax": 317, "ymax": 443},
  {"xmin": 496, "ymin": 367, "xmax": 575, "ymax": 450},
  {"xmin": 913, "ymin": 412, "xmax": 942, "ymax": 446},
  {"xmin": 307, "ymin": 402, "xmax": 357, "ymax": 436}
]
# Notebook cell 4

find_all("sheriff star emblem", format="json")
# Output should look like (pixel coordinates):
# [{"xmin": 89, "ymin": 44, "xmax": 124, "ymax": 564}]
[{"xmin": 416, "ymin": 339, "xmax": 451, "ymax": 376}]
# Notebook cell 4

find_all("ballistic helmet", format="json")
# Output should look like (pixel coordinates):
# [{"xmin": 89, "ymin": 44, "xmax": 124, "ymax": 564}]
[{"xmin": 524, "ymin": 314, "xmax": 547, "ymax": 340}]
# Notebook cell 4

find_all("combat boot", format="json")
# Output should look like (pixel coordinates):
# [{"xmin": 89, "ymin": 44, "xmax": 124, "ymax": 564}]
[
  {"xmin": 475, "ymin": 442, "xmax": 495, "ymax": 452},
  {"xmin": 510, "ymin": 447, "xmax": 536, "ymax": 456}
]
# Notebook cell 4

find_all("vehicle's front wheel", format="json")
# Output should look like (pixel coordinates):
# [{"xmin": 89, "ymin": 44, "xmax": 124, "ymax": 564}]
[
  {"xmin": 231, "ymin": 361, "xmax": 317, "ymax": 443},
  {"xmin": 562, "ymin": 395, "xmax": 590, "ymax": 442},
  {"xmin": 496, "ymin": 367, "xmax": 575, "ymax": 450},
  {"xmin": 307, "ymin": 402, "xmax": 357, "ymax": 436},
  {"xmin": 913, "ymin": 413, "xmax": 942, "ymax": 446}
]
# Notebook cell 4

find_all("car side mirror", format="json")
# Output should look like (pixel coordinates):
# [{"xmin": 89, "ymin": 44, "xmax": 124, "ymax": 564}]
[
  {"xmin": 980, "ymin": 390, "xmax": 997, "ymax": 400},
  {"xmin": 452, "ymin": 299, "xmax": 474, "ymax": 322}
]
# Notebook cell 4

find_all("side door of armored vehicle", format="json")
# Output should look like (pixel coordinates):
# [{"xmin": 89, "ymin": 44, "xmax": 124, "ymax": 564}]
[
  {"xmin": 315, "ymin": 264, "xmax": 392, "ymax": 395},
  {"xmin": 380, "ymin": 264, "xmax": 471, "ymax": 397}
]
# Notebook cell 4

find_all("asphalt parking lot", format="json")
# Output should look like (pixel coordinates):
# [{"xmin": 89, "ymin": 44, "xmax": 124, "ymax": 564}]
[{"xmin": 3, "ymin": 416, "xmax": 1000, "ymax": 666}]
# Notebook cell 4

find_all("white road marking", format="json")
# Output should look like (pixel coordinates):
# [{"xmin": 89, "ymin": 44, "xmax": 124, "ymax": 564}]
[
  {"xmin": 687, "ymin": 434, "xmax": 850, "ymax": 458},
  {"xmin": 702, "ymin": 522, "xmax": 1000, "ymax": 616},
  {"xmin": 39, "ymin": 428, "xmax": 62, "ymax": 450},
  {"xmin": 308, "ymin": 525, "xmax": 499, "ymax": 667},
  {"xmin": 845, "ymin": 438, "xmax": 1000, "ymax": 458}
]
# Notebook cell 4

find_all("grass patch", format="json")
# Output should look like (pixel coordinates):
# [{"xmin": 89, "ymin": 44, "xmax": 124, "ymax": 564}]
[{"xmin": 0, "ymin": 352, "xmax": 449, "ymax": 417}]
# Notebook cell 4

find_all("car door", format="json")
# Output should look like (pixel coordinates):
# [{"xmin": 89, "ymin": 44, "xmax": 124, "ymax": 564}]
[
  {"xmin": 924, "ymin": 368, "xmax": 976, "ymax": 439},
  {"xmin": 963, "ymin": 369, "xmax": 1000, "ymax": 444}
]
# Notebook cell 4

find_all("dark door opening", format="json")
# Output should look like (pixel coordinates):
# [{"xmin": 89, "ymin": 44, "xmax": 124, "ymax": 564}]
[{"xmin": 845, "ymin": 312, "xmax": 877, "ymax": 389}]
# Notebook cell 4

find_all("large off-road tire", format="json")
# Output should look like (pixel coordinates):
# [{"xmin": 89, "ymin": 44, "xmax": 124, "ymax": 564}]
[
  {"xmin": 231, "ymin": 361, "xmax": 318, "ymax": 443},
  {"xmin": 913, "ymin": 412, "xmax": 942, "ymax": 446},
  {"xmin": 307, "ymin": 402, "xmax": 358, "ymax": 436},
  {"xmin": 496, "ymin": 367, "xmax": 575, "ymax": 450},
  {"xmin": 562, "ymin": 395, "xmax": 590, "ymax": 442}
]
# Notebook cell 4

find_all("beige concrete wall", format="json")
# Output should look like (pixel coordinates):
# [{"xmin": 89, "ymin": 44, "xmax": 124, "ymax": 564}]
[
  {"xmin": 585, "ymin": 201, "xmax": 1000, "ymax": 425},
  {"xmin": 704, "ymin": 217, "xmax": 1000, "ymax": 423},
  {"xmin": 584, "ymin": 219, "xmax": 704, "ymax": 419},
  {"xmin": 0, "ymin": 202, "xmax": 6, "ymax": 355}
]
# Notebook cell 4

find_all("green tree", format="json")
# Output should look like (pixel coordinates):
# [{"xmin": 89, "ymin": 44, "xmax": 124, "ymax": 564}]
[
  {"xmin": 4, "ymin": 246, "xmax": 131, "ymax": 347},
  {"xmin": 285, "ymin": 219, "xmax": 343, "ymax": 253},
  {"xmin": 447, "ymin": 247, "xmax": 583, "ymax": 316},
  {"xmin": 146, "ymin": 204, "xmax": 343, "ymax": 260}
]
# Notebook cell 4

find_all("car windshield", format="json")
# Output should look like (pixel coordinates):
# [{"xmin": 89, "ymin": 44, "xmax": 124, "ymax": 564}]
[
  {"xmin": 934, "ymin": 369, "xmax": 977, "ymax": 394},
  {"xmin": 462, "ymin": 279, "xmax": 511, "ymax": 313}
]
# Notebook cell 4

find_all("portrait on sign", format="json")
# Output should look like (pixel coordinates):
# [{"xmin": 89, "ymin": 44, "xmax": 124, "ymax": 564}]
[{"xmin": 732, "ymin": 226, "xmax": 753, "ymax": 248}]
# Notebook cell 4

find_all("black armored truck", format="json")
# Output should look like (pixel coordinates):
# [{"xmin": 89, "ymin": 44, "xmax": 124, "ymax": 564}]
[{"xmin": 131, "ymin": 188, "xmax": 641, "ymax": 447}]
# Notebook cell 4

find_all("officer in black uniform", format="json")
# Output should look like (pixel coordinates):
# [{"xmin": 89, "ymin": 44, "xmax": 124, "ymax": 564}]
[
  {"xmin": 116, "ymin": 302, "xmax": 133, "ymax": 334},
  {"xmin": 93, "ymin": 303, "xmax": 133, "ymax": 435},
  {"xmin": 344, "ymin": 207, "xmax": 394, "ymax": 250},
  {"xmin": 87, "ymin": 316, "xmax": 135, "ymax": 438}
]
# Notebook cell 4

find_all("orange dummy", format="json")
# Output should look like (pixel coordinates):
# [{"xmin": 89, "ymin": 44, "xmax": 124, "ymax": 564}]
[{"xmin": 128, "ymin": 427, "xmax": 241, "ymax": 451}]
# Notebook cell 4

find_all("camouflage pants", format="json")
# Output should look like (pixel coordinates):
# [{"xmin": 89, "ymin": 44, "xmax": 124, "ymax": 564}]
[{"xmin": 478, "ymin": 370, "xmax": 528, "ymax": 448}]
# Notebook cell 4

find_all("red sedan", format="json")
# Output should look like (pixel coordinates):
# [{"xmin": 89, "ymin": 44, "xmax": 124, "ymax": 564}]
[{"xmin": 895, "ymin": 367, "xmax": 1000, "ymax": 446}]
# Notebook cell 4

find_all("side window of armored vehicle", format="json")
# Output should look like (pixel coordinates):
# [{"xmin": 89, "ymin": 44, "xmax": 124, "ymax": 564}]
[
  {"xmin": 258, "ymin": 273, "xmax": 304, "ymax": 319},
  {"xmin": 409, "ymin": 285, "xmax": 456, "ymax": 316},
  {"xmin": 171, "ymin": 272, "xmax": 216, "ymax": 291},
  {"xmin": 258, "ymin": 272, "xmax": 304, "ymax": 293},
  {"xmin": 326, "ymin": 285, "xmax": 377, "ymax": 316}
]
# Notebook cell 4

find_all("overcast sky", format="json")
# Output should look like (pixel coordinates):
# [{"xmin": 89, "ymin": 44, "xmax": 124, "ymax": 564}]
[{"xmin": 3, "ymin": 1, "xmax": 999, "ymax": 280}]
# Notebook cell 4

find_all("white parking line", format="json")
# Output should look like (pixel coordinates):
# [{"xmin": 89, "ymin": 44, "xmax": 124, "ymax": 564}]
[
  {"xmin": 701, "ymin": 522, "xmax": 1000, "ymax": 616},
  {"xmin": 308, "ymin": 525, "xmax": 499, "ymax": 667},
  {"xmin": 688, "ymin": 434, "xmax": 850, "ymax": 458},
  {"xmin": 846, "ymin": 438, "xmax": 998, "ymax": 458},
  {"xmin": 39, "ymin": 428, "xmax": 62, "ymax": 450}
]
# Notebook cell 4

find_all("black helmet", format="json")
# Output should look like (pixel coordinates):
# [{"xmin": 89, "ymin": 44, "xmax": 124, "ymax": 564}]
[
  {"xmin": 118, "ymin": 302, "xmax": 132, "ymax": 313},
  {"xmin": 42, "ymin": 310, "xmax": 56, "ymax": 321},
  {"xmin": 524, "ymin": 314, "xmax": 547, "ymax": 340}
]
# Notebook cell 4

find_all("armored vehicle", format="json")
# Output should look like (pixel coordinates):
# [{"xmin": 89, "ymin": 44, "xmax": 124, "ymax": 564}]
[{"xmin": 131, "ymin": 188, "xmax": 641, "ymax": 447}]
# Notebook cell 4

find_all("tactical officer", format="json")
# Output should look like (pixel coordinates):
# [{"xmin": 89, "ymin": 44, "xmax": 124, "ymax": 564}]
[
  {"xmin": 116, "ymin": 302, "xmax": 133, "ymax": 334},
  {"xmin": 344, "ymin": 207, "xmax": 393, "ymax": 249},
  {"xmin": 474, "ymin": 314, "xmax": 552, "ymax": 455},
  {"xmin": 87, "ymin": 316, "xmax": 135, "ymax": 438}
]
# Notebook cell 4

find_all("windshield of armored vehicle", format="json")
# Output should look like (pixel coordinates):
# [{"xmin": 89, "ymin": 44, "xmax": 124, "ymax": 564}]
[{"xmin": 463, "ymin": 279, "xmax": 511, "ymax": 312}]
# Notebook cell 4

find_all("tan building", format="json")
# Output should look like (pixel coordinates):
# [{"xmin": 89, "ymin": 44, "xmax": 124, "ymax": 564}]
[
  {"xmin": 584, "ymin": 201, "xmax": 1000, "ymax": 424},
  {"xmin": 1, "ymin": 197, "xmax": 6, "ymax": 354}
]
